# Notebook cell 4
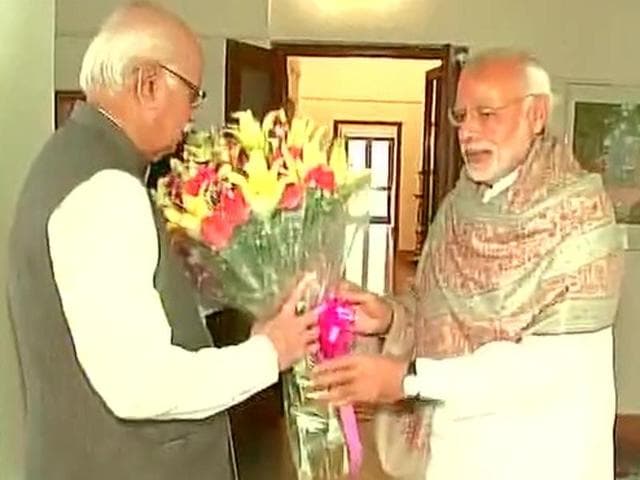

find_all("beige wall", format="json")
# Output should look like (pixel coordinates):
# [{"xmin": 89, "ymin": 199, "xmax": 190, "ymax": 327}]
[
  {"xmin": 270, "ymin": 0, "xmax": 640, "ymax": 84},
  {"xmin": 1, "ymin": 1, "xmax": 54, "ymax": 478},
  {"xmin": 615, "ymin": 228, "xmax": 640, "ymax": 414},
  {"xmin": 295, "ymin": 56, "xmax": 441, "ymax": 252}
]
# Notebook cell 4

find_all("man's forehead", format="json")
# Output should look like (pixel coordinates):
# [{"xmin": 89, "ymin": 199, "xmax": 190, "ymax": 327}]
[{"xmin": 456, "ymin": 64, "xmax": 524, "ymax": 104}]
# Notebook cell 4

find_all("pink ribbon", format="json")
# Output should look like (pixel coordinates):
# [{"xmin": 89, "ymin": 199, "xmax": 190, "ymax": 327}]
[{"xmin": 317, "ymin": 297, "xmax": 363, "ymax": 476}]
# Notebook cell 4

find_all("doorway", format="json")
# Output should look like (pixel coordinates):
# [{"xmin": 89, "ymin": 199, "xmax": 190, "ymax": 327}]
[{"xmin": 225, "ymin": 41, "xmax": 466, "ymax": 292}]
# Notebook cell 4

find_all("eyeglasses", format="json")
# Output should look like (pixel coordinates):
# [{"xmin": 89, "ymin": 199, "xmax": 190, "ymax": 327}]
[
  {"xmin": 448, "ymin": 94, "xmax": 535, "ymax": 128},
  {"xmin": 159, "ymin": 64, "xmax": 207, "ymax": 108}
]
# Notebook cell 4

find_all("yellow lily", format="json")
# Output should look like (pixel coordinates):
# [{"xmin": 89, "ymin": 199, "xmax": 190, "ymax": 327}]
[
  {"xmin": 287, "ymin": 116, "xmax": 315, "ymax": 150},
  {"xmin": 261, "ymin": 108, "xmax": 287, "ymax": 135},
  {"xmin": 328, "ymin": 138, "xmax": 349, "ymax": 186},
  {"xmin": 163, "ymin": 207, "xmax": 201, "ymax": 235},
  {"xmin": 328, "ymin": 137, "xmax": 371, "ymax": 187},
  {"xmin": 227, "ymin": 110, "xmax": 264, "ymax": 152},
  {"xmin": 182, "ymin": 193, "xmax": 210, "ymax": 220},
  {"xmin": 223, "ymin": 150, "xmax": 285, "ymax": 217},
  {"xmin": 297, "ymin": 126, "xmax": 329, "ymax": 180}
]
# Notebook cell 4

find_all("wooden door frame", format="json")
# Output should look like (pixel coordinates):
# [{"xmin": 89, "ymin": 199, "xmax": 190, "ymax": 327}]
[
  {"xmin": 272, "ymin": 42, "xmax": 453, "ymax": 59},
  {"xmin": 273, "ymin": 42, "xmax": 466, "ymax": 254},
  {"xmin": 272, "ymin": 41, "xmax": 458, "ymax": 98}
]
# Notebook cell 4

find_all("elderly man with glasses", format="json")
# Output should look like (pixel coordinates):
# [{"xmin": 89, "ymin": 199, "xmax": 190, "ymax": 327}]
[
  {"xmin": 313, "ymin": 50, "xmax": 623, "ymax": 480},
  {"xmin": 7, "ymin": 3, "xmax": 318, "ymax": 480}
]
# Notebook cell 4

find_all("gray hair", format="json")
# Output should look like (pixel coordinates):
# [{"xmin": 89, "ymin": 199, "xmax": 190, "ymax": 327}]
[
  {"xmin": 463, "ymin": 48, "xmax": 553, "ymax": 99},
  {"xmin": 79, "ymin": 2, "xmax": 183, "ymax": 94}
]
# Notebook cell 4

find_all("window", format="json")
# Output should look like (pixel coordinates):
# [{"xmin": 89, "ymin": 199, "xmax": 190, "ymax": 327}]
[
  {"xmin": 335, "ymin": 121, "xmax": 401, "ymax": 294},
  {"xmin": 345, "ymin": 137, "xmax": 394, "ymax": 223}
]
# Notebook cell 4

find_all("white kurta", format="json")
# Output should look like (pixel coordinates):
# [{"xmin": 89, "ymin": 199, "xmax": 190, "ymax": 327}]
[
  {"xmin": 411, "ymin": 169, "xmax": 615, "ymax": 479},
  {"xmin": 415, "ymin": 328, "xmax": 615, "ymax": 480},
  {"xmin": 48, "ymin": 169, "xmax": 280, "ymax": 421}
]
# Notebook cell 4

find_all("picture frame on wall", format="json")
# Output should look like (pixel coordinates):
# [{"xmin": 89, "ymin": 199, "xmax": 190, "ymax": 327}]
[
  {"xmin": 55, "ymin": 90, "xmax": 85, "ymax": 129},
  {"xmin": 564, "ymin": 82, "xmax": 640, "ymax": 233}
]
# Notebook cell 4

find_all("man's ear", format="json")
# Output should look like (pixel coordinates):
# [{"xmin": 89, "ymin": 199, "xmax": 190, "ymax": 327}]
[
  {"xmin": 529, "ymin": 95, "xmax": 550, "ymax": 135},
  {"xmin": 134, "ymin": 63, "xmax": 161, "ymax": 106}
]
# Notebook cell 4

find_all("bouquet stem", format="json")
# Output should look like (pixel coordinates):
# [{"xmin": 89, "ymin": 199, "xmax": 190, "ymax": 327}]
[{"xmin": 283, "ymin": 359, "xmax": 348, "ymax": 480}]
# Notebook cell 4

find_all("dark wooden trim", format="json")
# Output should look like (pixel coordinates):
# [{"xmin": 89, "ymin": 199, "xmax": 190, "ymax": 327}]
[
  {"xmin": 435, "ymin": 46, "xmax": 466, "ymax": 205},
  {"xmin": 423, "ymin": 67, "xmax": 442, "ymax": 230},
  {"xmin": 615, "ymin": 414, "xmax": 640, "ymax": 477},
  {"xmin": 616, "ymin": 414, "xmax": 640, "ymax": 450},
  {"xmin": 332, "ymin": 119, "xmax": 405, "ymax": 136},
  {"xmin": 273, "ymin": 42, "xmax": 452, "ymax": 60},
  {"xmin": 54, "ymin": 90, "xmax": 85, "ymax": 129},
  {"xmin": 224, "ymin": 40, "xmax": 287, "ymax": 121}
]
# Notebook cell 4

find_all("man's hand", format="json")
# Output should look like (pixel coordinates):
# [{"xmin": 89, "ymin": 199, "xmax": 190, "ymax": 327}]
[
  {"xmin": 256, "ymin": 275, "xmax": 319, "ymax": 371},
  {"xmin": 337, "ymin": 280, "xmax": 393, "ymax": 336},
  {"xmin": 312, "ymin": 354, "xmax": 407, "ymax": 406}
]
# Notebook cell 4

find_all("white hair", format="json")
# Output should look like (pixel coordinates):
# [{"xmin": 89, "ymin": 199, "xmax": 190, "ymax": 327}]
[
  {"xmin": 524, "ymin": 61, "xmax": 552, "ymax": 98},
  {"xmin": 79, "ymin": 2, "xmax": 182, "ymax": 94},
  {"xmin": 464, "ymin": 48, "xmax": 553, "ymax": 102}
]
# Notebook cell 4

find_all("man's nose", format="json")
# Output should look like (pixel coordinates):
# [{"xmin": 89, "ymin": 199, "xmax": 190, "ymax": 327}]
[{"xmin": 457, "ymin": 121, "xmax": 478, "ymax": 145}]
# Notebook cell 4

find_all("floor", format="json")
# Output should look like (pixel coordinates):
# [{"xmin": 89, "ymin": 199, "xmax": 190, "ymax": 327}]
[
  {"xmin": 228, "ymin": 250, "xmax": 640, "ymax": 479},
  {"xmin": 617, "ymin": 416, "xmax": 640, "ymax": 478}
]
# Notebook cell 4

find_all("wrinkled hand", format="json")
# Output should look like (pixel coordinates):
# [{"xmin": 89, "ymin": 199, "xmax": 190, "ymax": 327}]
[
  {"xmin": 337, "ymin": 280, "xmax": 393, "ymax": 335},
  {"xmin": 255, "ymin": 274, "xmax": 319, "ymax": 371},
  {"xmin": 312, "ymin": 354, "xmax": 407, "ymax": 406}
]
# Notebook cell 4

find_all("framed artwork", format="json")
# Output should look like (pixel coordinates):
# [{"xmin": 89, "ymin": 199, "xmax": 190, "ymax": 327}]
[
  {"xmin": 55, "ymin": 90, "xmax": 85, "ymax": 129},
  {"xmin": 565, "ymin": 82, "xmax": 640, "ymax": 227}
]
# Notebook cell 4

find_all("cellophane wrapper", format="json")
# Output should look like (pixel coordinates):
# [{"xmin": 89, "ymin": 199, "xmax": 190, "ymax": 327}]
[{"xmin": 153, "ymin": 109, "xmax": 370, "ymax": 479}]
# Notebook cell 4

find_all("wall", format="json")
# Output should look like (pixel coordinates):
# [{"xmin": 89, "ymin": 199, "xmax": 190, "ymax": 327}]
[
  {"xmin": 615, "ymin": 228, "xmax": 640, "ymax": 414},
  {"xmin": 0, "ymin": 0, "xmax": 55, "ymax": 478},
  {"xmin": 270, "ymin": 0, "xmax": 640, "ymax": 84},
  {"xmin": 271, "ymin": 0, "xmax": 640, "ymax": 136},
  {"xmin": 295, "ymin": 56, "xmax": 441, "ymax": 252}
]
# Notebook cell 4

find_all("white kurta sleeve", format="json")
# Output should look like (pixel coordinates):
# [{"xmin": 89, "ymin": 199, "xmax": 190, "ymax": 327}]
[{"xmin": 48, "ymin": 169, "xmax": 279, "ymax": 420}]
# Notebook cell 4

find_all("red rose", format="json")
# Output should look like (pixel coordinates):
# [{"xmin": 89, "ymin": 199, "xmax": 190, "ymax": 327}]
[
  {"xmin": 280, "ymin": 183, "xmax": 304, "ymax": 210},
  {"xmin": 201, "ymin": 211, "xmax": 234, "ymax": 250},
  {"xmin": 305, "ymin": 165, "xmax": 336, "ymax": 191},
  {"xmin": 183, "ymin": 177, "xmax": 202, "ymax": 196},
  {"xmin": 183, "ymin": 166, "xmax": 217, "ymax": 196},
  {"xmin": 219, "ymin": 188, "xmax": 250, "ymax": 227}
]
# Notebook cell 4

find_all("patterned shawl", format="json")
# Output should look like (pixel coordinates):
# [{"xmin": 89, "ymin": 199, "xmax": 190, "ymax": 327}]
[{"xmin": 376, "ymin": 135, "xmax": 624, "ymax": 477}]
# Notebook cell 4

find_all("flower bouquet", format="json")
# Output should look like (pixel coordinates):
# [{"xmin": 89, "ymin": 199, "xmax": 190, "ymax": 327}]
[{"xmin": 152, "ymin": 109, "xmax": 370, "ymax": 479}]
